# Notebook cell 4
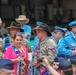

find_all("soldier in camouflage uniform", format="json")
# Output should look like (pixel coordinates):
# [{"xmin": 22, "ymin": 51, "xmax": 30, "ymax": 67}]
[
  {"xmin": 1, "ymin": 21, "xmax": 31, "ymax": 57},
  {"xmin": 33, "ymin": 23, "xmax": 57, "ymax": 64},
  {"xmin": 33, "ymin": 23, "xmax": 57, "ymax": 75}
]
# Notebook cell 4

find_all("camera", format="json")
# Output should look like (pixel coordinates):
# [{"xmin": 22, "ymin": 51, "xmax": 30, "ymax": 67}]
[{"xmin": 37, "ymin": 58, "xmax": 43, "ymax": 63}]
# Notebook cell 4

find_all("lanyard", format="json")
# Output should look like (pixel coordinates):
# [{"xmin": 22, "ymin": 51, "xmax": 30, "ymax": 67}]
[
  {"xmin": 12, "ymin": 46, "xmax": 26, "ymax": 75},
  {"xmin": 37, "ymin": 40, "xmax": 40, "ymax": 58},
  {"xmin": 37, "ymin": 41, "xmax": 50, "ymax": 75},
  {"xmin": 19, "ymin": 46, "xmax": 26, "ymax": 58}
]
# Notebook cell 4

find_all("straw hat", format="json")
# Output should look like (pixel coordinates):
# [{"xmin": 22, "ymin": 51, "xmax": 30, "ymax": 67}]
[{"xmin": 15, "ymin": 15, "xmax": 29, "ymax": 24}]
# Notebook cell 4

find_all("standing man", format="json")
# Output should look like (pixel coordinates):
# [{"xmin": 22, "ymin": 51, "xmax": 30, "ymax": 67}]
[
  {"xmin": 33, "ymin": 23, "xmax": 57, "ymax": 64},
  {"xmin": 4, "ymin": 21, "xmax": 31, "ymax": 52},
  {"xmin": 29, "ymin": 21, "xmax": 43, "ymax": 75},
  {"xmin": 33, "ymin": 23, "xmax": 57, "ymax": 75},
  {"xmin": 15, "ymin": 15, "xmax": 31, "ymax": 43},
  {"xmin": 0, "ymin": 59, "xmax": 14, "ymax": 75}
]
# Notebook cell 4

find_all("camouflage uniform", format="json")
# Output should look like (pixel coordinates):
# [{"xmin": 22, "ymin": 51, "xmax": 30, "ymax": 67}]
[
  {"xmin": 34, "ymin": 37, "xmax": 57, "ymax": 64},
  {"xmin": 0, "ymin": 50, "xmax": 3, "ymax": 59},
  {"xmin": 22, "ymin": 38, "xmax": 32, "ymax": 52},
  {"xmin": 0, "ymin": 38, "xmax": 4, "ymax": 59}
]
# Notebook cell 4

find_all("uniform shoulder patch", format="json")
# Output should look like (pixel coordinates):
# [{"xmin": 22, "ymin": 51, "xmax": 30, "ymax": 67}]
[{"xmin": 51, "ymin": 48, "xmax": 56, "ymax": 53}]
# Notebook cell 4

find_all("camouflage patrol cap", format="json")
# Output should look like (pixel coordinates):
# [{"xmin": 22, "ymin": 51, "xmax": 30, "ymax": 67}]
[{"xmin": 33, "ymin": 23, "xmax": 51, "ymax": 36}]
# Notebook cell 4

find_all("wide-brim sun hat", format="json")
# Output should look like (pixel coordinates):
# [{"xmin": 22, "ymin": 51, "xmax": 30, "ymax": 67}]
[
  {"xmin": 15, "ymin": 15, "xmax": 29, "ymax": 24},
  {"xmin": 7, "ymin": 21, "xmax": 24, "ymax": 32},
  {"xmin": 33, "ymin": 23, "xmax": 51, "ymax": 36}
]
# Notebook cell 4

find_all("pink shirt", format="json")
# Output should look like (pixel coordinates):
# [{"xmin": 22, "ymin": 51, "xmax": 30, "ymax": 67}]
[{"xmin": 4, "ymin": 45, "xmax": 29, "ymax": 75}]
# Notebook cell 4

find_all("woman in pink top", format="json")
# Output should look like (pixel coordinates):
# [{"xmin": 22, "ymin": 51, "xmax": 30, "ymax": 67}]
[{"xmin": 4, "ymin": 33, "xmax": 30, "ymax": 75}]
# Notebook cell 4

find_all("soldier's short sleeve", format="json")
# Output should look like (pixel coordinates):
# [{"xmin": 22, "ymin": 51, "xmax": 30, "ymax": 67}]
[
  {"xmin": 0, "ymin": 39, "xmax": 4, "ymax": 53},
  {"xmin": 48, "ymin": 39, "xmax": 57, "ymax": 49},
  {"xmin": 46, "ymin": 39, "xmax": 57, "ymax": 65},
  {"xmin": 0, "ymin": 50, "xmax": 3, "ymax": 59},
  {"xmin": 22, "ymin": 38, "xmax": 32, "ymax": 52}
]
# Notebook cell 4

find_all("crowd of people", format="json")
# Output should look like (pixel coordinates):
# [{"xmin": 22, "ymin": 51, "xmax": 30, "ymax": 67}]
[{"xmin": 0, "ymin": 15, "xmax": 76, "ymax": 75}]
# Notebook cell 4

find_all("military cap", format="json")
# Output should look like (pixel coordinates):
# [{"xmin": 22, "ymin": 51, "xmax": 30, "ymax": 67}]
[
  {"xmin": 36, "ymin": 21, "xmax": 43, "ymax": 26},
  {"xmin": 68, "ymin": 21, "xmax": 76, "ymax": 27},
  {"xmin": 33, "ymin": 23, "xmax": 51, "ymax": 36},
  {"xmin": 0, "ymin": 59, "xmax": 14, "ymax": 70},
  {"xmin": 55, "ymin": 26, "xmax": 66, "ymax": 33},
  {"xmin": 63, "ymin": 28, "xmax": 68, "ymax": 31},
  {"xmin": 7, "ymin": 21, "xmax": 24, "ymax": 32},
  {"xmin": 58, "ymin": 57, "xmax": 71, "ymax": 70},
  {"xmin": 54, "ymin": 57, "xmax": 59, "ymax": 62}
]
